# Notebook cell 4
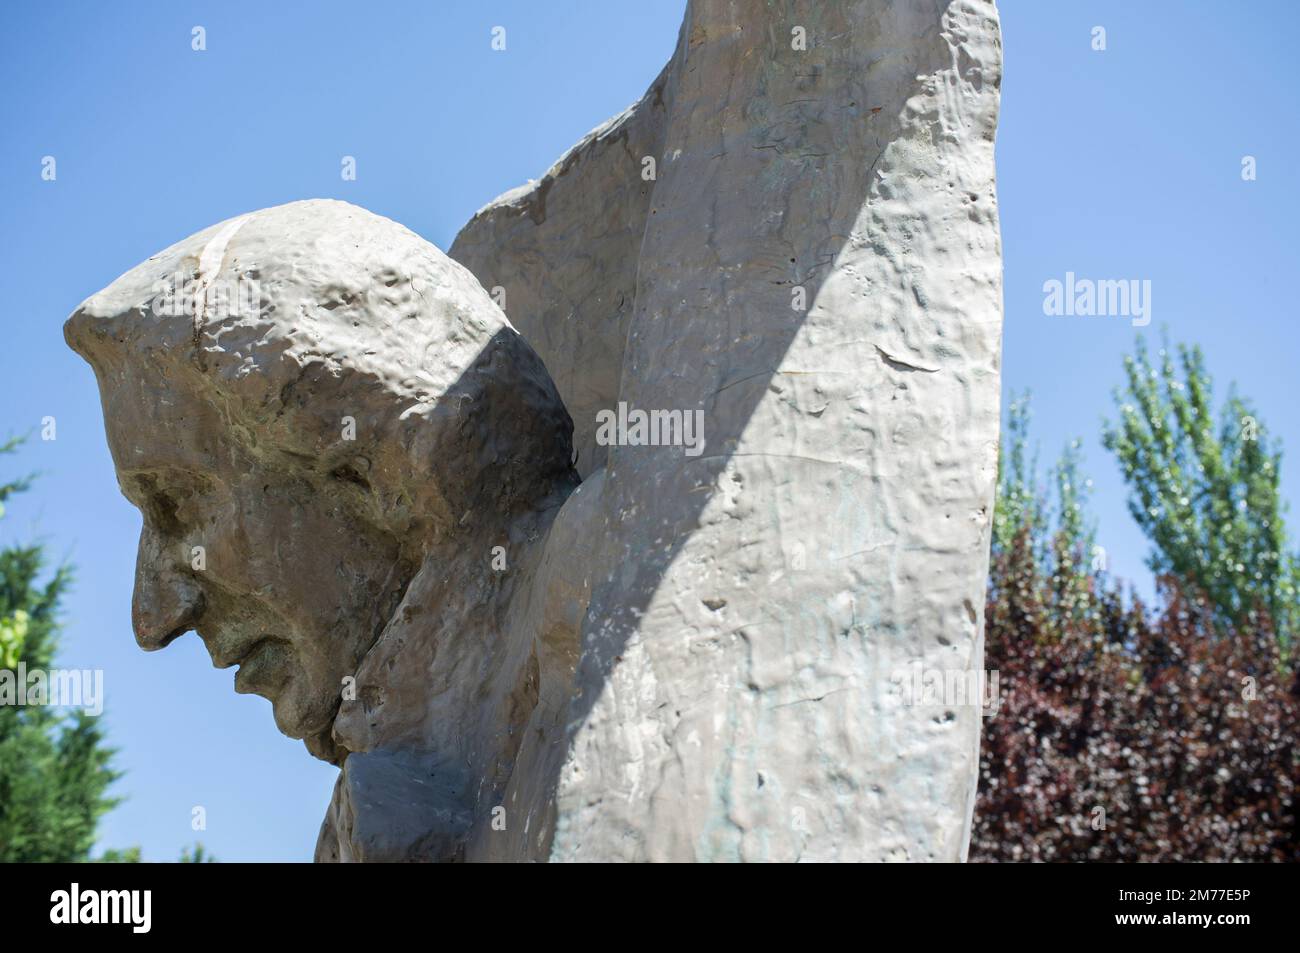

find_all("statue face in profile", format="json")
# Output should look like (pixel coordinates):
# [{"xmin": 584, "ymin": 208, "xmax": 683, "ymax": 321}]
[
  {"xmin": 65, "ymin": 200, "xmax": 576, "ymax": 763},
  {"xmin": 103, "ymin": 386, "xmax": 412, "ymax": 753}
]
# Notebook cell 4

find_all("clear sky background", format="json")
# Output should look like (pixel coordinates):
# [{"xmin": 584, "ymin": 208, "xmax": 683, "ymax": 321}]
[{"xmin": 0, "ymin": 1, "xmax": 1295, "ymax": 861}]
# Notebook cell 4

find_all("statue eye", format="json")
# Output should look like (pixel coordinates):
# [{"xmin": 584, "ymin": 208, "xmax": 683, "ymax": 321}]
[
  {"xmin": 144, "ymin": 486, "xmax": 183, "ymax": 536},
  {"xmin": 129, "ymin": 472, "xmax": 213, "ymax": 536},
  {"xmin": 329, "ymin": 463, "xmax": 371, "ymax": 493}
]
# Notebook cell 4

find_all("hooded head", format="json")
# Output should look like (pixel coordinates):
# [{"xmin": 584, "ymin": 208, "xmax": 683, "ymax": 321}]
[{"xmin": 65, "ymin": 199, "xmax": 574, "ymax": 758}]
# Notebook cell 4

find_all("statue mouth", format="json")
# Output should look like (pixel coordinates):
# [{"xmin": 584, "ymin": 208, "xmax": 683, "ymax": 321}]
[
  {"xmin": 232, "ymin": 638, "xmax": 293, "ymax": 697},
  {"xmin": 207, "ymin": 632, "xmax": 263, "ymax": 670}
]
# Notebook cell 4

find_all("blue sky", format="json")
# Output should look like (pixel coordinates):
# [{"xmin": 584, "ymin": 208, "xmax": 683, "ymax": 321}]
[{"xmin": 0, "ymin": 1, "xmax": 1295, "ymax": 861}]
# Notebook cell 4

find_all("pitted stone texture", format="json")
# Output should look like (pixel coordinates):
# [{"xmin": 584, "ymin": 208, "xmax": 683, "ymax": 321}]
[{"xmin": 550, "ymin": 0, "xmax": 1003, "ymax": 862}]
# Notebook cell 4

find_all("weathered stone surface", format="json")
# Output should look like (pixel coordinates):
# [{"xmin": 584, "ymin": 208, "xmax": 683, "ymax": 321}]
[
  {"xmin": 67, "ymin": 0, "xmax": 1003, "ymax": 862},
  {"xmin": 457, "ymin": 0, "xmax": 1004, "ymax": 861},
  {"xmin": 315, "ymin": 749, "xmax": 474, "ymax": 863},
  {"xmin": 65, "ymin": 200, "xmax": 582, "ymax": 809}
]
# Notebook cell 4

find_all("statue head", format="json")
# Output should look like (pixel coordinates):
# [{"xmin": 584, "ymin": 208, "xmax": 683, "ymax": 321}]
[{"xmin": 64, "ymin": 200, "xmax": 574, "ymax": 759}]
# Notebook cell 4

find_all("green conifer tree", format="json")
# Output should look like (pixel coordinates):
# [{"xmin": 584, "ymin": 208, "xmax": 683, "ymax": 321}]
[{"xmin": 0, "ymin": 437, "xmax": 125, "ymax": 861}]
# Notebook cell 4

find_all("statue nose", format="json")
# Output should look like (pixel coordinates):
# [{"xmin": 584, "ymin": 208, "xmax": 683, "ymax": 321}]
[
  {"xmin": 131, "ymin": 512, "xmax": 208, "ymax": 647},
  {"xmin": 132, "ymin": 567, "xmax": 204, "ymax": 650},
  {"xmin": 132, "ymin": 523, "xmax": 205, "ymax": 650}
]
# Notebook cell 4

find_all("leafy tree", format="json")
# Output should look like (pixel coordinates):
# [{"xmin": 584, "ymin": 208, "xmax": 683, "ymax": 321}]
[
  {"xmin": 976, "ymin": 536, "xmax": 1297, "ymax": 861},
  {"xmin": 991, "ymin": 394, "xmax": 1099, "ymax": 643},
  {"xmin": 95, "ymin": 846, "xmax": 142, "ymax": 863},
  {"xmin": 975, "ymin": 396, "xmax": 1300, "ymax": 861},
  {"xmin": 179, "ymin": 842, "xmax": 217, "ymax": 863},
  {"xmin": 992, "ymin": 394, "xmax": 1047, "ymax": 564},
  {"xmin": 1102, "ymin": 336, "xmax": 1300, "ymax": 646},
  {"xmin": 0, "ymin": 437, "xmax": 126, "ymax": 862}
]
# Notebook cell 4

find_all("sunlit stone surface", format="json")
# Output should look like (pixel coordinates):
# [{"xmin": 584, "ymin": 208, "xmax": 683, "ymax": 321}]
[{"xmin": 68, "ymin": 0, "xmax": 1003, "ymax": 862}]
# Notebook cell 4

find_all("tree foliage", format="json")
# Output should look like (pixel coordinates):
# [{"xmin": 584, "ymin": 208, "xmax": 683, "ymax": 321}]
[
  {"xmin": 179, "ymin": 841, "xmax": 217, "ymax": 863},
  {"xmin": 975, "ymin": 531, "xmax": 1298, "ymax": 861},
  {"xmin": 0, "ymin": 438, "xmax": 124, "ymax": 862},
  {"xmin": 974, "ymin": 380, "xmax": 1300, "ymax": 861},
  {"xmin": 1102, "ymin": 336, "xmax": 1300, "ymax": 646}
]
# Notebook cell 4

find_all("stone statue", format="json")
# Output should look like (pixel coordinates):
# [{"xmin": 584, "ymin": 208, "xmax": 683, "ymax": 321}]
[{"xmin": 66, "ymin": 0, "xmax": 1004, "ymax": 861}]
